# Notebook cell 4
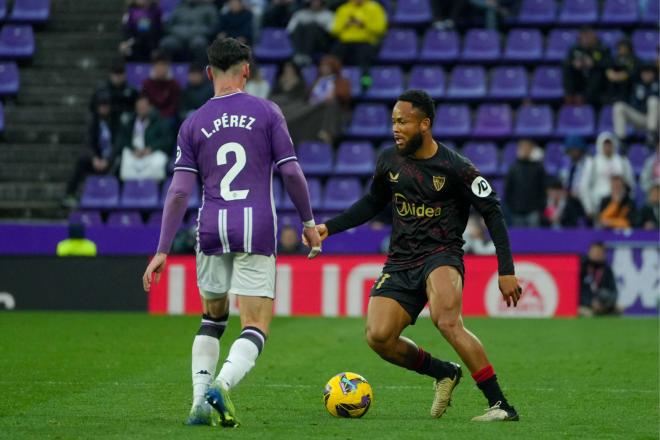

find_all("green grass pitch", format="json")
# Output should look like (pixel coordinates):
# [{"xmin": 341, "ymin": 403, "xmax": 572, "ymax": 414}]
[{"xmin": 0, "ymin": 313, "xmax": 658, "ymax": 439}]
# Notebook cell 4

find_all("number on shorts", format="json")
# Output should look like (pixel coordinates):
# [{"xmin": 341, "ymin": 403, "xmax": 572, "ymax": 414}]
[{"xmin": 217, "ymin": 142, "xmax": 249, "ymax": 201}]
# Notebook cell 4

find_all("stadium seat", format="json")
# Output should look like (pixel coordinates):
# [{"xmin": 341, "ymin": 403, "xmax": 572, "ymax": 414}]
[
  {"xmin": 160, "ymin": 0, "xmax": 181, "ymax": 20},
  {"xmin": 171, "ymin": 63, "xmax": 189, "ymax": 87},
  {"xmin": 377, "ymin": 141, "xmax": 395, "ymax": 156},
  {"xmin": 596, "ymin": 29, "xmax": 625, "ymax": 52},
  {"xmin": 489, "ymin": 177, "xmax": 504, "ymax": 198},
  {"xmin": 447, "ymin": 65, "xmax": 486, "ymax": 99},
  {"xmin": 600, "ymin": 0, "xmax": 638, "ymax": 24},
  {"xmin": 556, "ymin": 105, "xmax": 595, "ymax": 137},
  {"xmin": 419, "ymin": 29, "xmax": 459, "ymax": 62},
  {"xmin": 489, "ymin": 66, "xmax": 528, "ymax": 99},
  {"xmin": 504, "ymin": 29, "xmax": 543, "ymax": 61},
  {"xmin": 282, "ymin": 177, "xmax": 322, "ymax": 210},
  {"xmin": 545, "ymin": 29, "xmax": 579, "ymax": 61},
  {"xmin": 0, "ymin": 25, "xmax": 35, "ymax": 58},
  {"xmin": 432, "ymin": 104, "xmax": 471, "ymax": 138},
  {"xmin": 378, "ymin": 29, "xmax": 418, "ymax": 63},
  {"xmin": 334, "ymin": 141, "xmax": 375, "ymax": 176},
  {"xmin": 297, "ymin": 141, "xmax": 333, "ymax": 176},
  {"xmin": 544, "ymin": 141, "xmax": 566, "ymax": 175},
  {"xmin": 0, "ymin": 102, "xmax": 4, "ymax": 133},
  {"xmin": 500, "ymin": 141, "xmax": 518, "ymax": 174},
  {"xmin": 461, "ymin": 142, "xmax": 499, "ymax": 175},
  {"xmin": 391, "ymin": 0, "xmax": 432, "ymax": 25},
  {"xmin": 322, "ymin": 177, "xmax": 362, "ymax": 210},
  {"xmin": 558, "ymin": 0, "xmax": 598, "ymax": 24},
  {"xmin": 120, "ymin": 180, "xmax": 160, "ymax": 209},
  {"xmin": 517, "ymin": 0, "xmax": 557, "ymax": 24},
  {"xmin": 68, "ymin": 211, "xmax": 103, "ymax": 227},
  {"xmin": 302, "ymin": 65, "xmax": 317, "ymax": 87},
  {"xmin": 462, "ymin": 29, "xmax": 500, "ymax": 61},
  {"xmin": 9, "ymin": 0, "xmax": 50, "ymax": 23},
  {"xmin": 473, "ymin": 104, "xmax": 512, "ymax": 138},
  {"xmin": 628, "ymin": 144, "xmax": 651, "ymax": 174},
  {"xmin": 258, "ymin": 63, "xmax": 277, "ymax": 88},
  {"xmin": 342, "ymin": 66, "xmax": 362, "ymax": 97},
  {"xmin": 632, "ymin": 30, "xmax": 659, "ymax": 61},
  {"xmin": 271, "ymin": 177, "xmax": 282, "ymax": 206},
  {"xmin": 365, "ymin": 66, "xmax": 404, "ymax": 100},
  {"xmin": 106, "ymin": 211, "xmax": 143, "ymax": 228},
  {"xmin": 408, "ymin": 65, "xmax": 445, "ymax": 98},
  {"xmin": 641, "ymin": 0, "xmax": 659, "ymax": 24},
  {"xmin": 146, "ymin": 211, "xmax": 163, "ymax": 227},
  {"xmin": 347, "ymin": 103, "xmax": 389, "ymax": 137},
  {"xmin": 160, "ymin": 177, "xmax": 200, "ymax": 208},
  {"xmin": 515, "ymin": 104, "xmax": 553, "ymax": 137},
  {"xmin": 530, "ymin": 66, "xmax": 563, "ymax": 99},
  {"xmin": 0, "ymin": 62, "xmax": 19, "ymax": 95},
  {"xmin": 80, "ymin": 176, "xmax": 120, "ymax": 209},
  {"xmin": 0, "ymin": 0, "xmax": 6, "ymax": 21},
  {"xmin": 125, "ymin": 62, "xmax": 150, "ymax": 89},
  {"xmin": 253, "ymin": 28, "xmax": 293, "ymax": 61}
]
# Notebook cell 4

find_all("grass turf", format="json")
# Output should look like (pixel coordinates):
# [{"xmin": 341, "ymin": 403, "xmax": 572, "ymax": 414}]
[{"xmin": 0, "ymin": 313, "xmax": 658, "ymax": 439}]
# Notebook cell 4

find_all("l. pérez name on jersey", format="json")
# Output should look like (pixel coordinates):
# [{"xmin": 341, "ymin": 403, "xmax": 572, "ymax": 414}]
[{"xmin": 201, "ymin": 113, "xmax": 256, "ymax": 138}]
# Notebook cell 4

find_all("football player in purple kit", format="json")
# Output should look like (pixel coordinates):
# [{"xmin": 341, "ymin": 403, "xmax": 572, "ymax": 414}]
[{"xmin": 142, "ymin": 37, "xmax": 322, "ymax": 428}]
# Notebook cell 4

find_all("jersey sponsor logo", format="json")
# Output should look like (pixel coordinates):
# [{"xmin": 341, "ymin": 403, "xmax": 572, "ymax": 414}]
[
  {"xmin": 388, "ymin": 171, "xmax": 400, "ymax": 183},
  {"xmin": 394, "ymin": 193, "xmax": 441, "ymax": 218},
  {"xmin": 471, "ymin": 176, "xmax": 492, "ymax": 198},
  {"xmin": 432, "ymin": 176, "xmax": 446, "ymax": 191},
  {"xmin": 175, "ymin": 145, "xmax": 182, "ymax": 164}
]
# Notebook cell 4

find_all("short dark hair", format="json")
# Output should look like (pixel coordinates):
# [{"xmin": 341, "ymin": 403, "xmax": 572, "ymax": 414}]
[
  {"xmin": 207, "ymin": 37, "xmax": 252, "ymax": 72},
  {"xmin": 397, "ymin": 89, "xmax": 436, "ymax": 126}
]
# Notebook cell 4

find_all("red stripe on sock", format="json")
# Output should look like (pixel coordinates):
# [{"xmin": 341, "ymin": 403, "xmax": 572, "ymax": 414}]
[
  {"xmin": 413, "ymin": 348, "xmax": 427, "ymax": 371},
  {"xmin": 471, "ymin": 364, "xmax": 495, "ymax": 383}
]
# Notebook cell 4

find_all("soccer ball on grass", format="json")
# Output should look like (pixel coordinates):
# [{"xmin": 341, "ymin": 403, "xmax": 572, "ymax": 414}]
[{"xmin": 323, "ymin": 372, "xmax": 373, "ymax": 418}]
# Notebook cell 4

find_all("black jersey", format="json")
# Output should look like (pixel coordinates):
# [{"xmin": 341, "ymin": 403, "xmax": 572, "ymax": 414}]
[{"xmin": 326, "ymin": 143, "xmax": 514, "ymax": 275}]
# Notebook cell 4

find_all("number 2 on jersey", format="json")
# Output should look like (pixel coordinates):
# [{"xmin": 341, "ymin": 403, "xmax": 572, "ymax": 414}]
[{"xmin": 216, "ymin": 142, "xmax": 249, "ymax": 201}]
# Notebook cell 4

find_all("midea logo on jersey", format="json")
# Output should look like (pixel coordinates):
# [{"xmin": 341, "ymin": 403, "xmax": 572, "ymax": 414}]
[{"xmin": 394, "ymin": 193, "xmax": 441, "ymax": 218}]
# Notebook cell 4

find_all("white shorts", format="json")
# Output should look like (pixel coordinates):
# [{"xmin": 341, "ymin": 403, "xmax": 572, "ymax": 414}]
[{"xmin": 196, "ymin": 251, "xmax": 276, "ymax": 300}]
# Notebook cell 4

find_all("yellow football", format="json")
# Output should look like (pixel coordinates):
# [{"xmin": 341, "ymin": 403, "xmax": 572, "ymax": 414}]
[{"xmin": 323, "ymin": 372, "xmax": 373, "ymax": 418}]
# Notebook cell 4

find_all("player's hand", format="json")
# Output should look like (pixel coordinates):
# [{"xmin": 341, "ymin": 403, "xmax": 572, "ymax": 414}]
[
  {"xmin": 302, "ymin": 226, "xmax": 322, "ymax": 259},
  {"xmin": 143, "ymin": 252, "xmax": 167, "ymax": 292},
  {"xmin": 498, "ymin": 275, "xmax": 522, "ymax": 307}
]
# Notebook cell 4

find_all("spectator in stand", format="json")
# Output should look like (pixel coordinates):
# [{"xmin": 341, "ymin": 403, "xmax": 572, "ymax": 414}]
[
  {"xmin": 90, "ymin": 62, "xmax": 139, "ymax": 128},
  {"xmin": 270, "ymin": 61, "xmax": 308, "ymax": 110},
  {"xmin": 119, "ymin": 0, "xmax": 162, "ymax": 61},
  {"xmin": 604, "ymin": 39, "xmax": 638, "ymax": 104},
  {"xmin": 180, "ymin": 64, "xmax": 214, "ymax": 119},
  {"xmin": 504, "ymin": 139, "xmax": 547, "ymax": 227},
  {"xmin": 287, "ymin": 0, "xmax": 334, "ymax": 66},
  {"xmin": 116, "ymin": 95, "xmax": 172, "ymax": 181},
  {"xmin": 636, "ymin": 183, "xmax": 660, "ymax": 230},
  {"xmin": 462, "ymin": 215, "xmax": 495, "ymax": 255},
  {"xmin": 431, "ymin": 0, "xmax": 514, "ymax": 30},
  {"xmin": 563, "ymin": 27, "xmax": 611, "ymax": 106},
  {"xmin": 141, "ymin": 53, "xmax": 182, "ymax": 125},
  {"xmin": 542, "ymin": 178, "xmax": 586, "ymax": 228},
  {"xmin": 261, "ymin": 0, "xmax": 295, "ymax": 28},
  {"xmin": 559, "ymin": 135, "xmax": 589, "ymax": 201},
  {"xmin": 613, "ymin": 62, "xmax": 659, "ymax": 146},
  {"xmin": 159, "ymin": 0, "xmax": 218, "ymax": 64},
  {"xmin": 580, "ymin": 132, "xmax": 635, "ymax": 219},
  {"xmin": 640, "ymin": 140, "xmax": 660, "ymax": 194},
  {"xmin": 244, "ymin": 61, "xmax": 271, "ymax": 99},
  {"xmin": 598, "ymin": 175, "xmax": 635, "ymax": 230},
  {"xmin": 216, "ymin": 0, "xmax": 254, "ymax": 45},
  {"xmin": 331, "ymin": 0, "xmax": 387, "ymax": 74},
  {"xmin": 56, "ymin": 223, "xmax": 97, "ymax": 257},
  {"xmin": 579, "ymin": 242, "xmax": 619, "ymax": 317},
  {"xmin": 277, "ymin": 225, "xmax": 306, "ymax": 254}
]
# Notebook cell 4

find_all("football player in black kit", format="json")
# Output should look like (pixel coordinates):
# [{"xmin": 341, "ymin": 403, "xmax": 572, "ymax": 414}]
[{"xmin": 305, "ymin": 90, "xmax": 522, "ymax": 421}]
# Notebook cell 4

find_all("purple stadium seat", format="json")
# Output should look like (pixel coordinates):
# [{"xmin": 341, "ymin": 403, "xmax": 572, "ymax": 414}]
[
  {"xmin": 282, "ymin": 177, "xmax": 322, "ymax": 209},
  {"xmin": 601, "ymin": 0, "xmax": 638, "ymax": 24},
  {"xmin": 419, "ymin": 29, "xmax": 459, "ymax": 62},
  {"xmin": 0, "ymin": 102, "xmax": 3, "ymax": 132},
  {"xmin": 642, "ymin": 0, "xmax": 659, "ymax": 24},
  {"xmin": 628, "ymin": 144, "xmax": 651, "ymax": 174},
  {"xmin": 342, "ymin": 66, "xmax": 362, "ymax": 97},
  {"xmin": 447, "ymin": 65, "xmax": 486, "ymax": 99},
  {"xmin": 68, "ymin": 211, "xmax": 103, "ymax": 227},
  {"xmin": 489, "ymin": 66, "xmax": 528, "ymax": 99},
  {"xmin": 160, "ymin": 177, "xmax": 200, "ymax": 208},
  {"xmin": 530, "ymin": 66, "xmax": 563, "ymax": 99},
  {"xmin": 515, "ymin": 104, "xmax": 553, "ymax": 137},
  {"xmin": 378, "ymin": 29, "xmax": 418, "ymax": 63},
  {"xmin": 302, "ymin": 65, "xmax": 317, "ymax": 87},
  {"xmin": 125, "ymin": 62, "xmax": 150, "ymax": 89},
  {"xmin": 462, "ymin": 29, "xmax": 500, "ymax": 61},
  {"xmin": 632, "ymin": 30, "xmax": 659, "ymax": 61},
  {"xmin": 596, "ymin": 29, "xmax": 625, "ymax": 53},
  {"xmin": 107, "ymin": 211, "xmax": 143, "ymax": 228},
  {"xmin": 518, "ymin": 0, "xmax": 557, "ymax": 24},
  {"xmin": 500, "ymin": 142, "xmax": 518, "ymax": 174},
  {"xmin": 257, "ymin": 64, "xmax": 277, "ymax": 88},
  {"xmin": 80, "ymin": 176, "xmax": 120, "ymax": 209},
  {"xmin": 489, "ymin": 177, "xmax": 504, "ymax": 198},
  {"xmin": 347, "ymin": 103, "xmax": 389, "ymax": 137},
  {"xmin": 147, "ymin": 211, "xmax": 163, "ymax": 226},
  {"xmin": 473, "ymin": 104, "xmax": 512, "ymax": 138},
  {"xmin": 545, "ymin": 29, "xmax": 579, "ymax": 61},
  {"xmin": 171, "ymin": 63, "xmax": 189, "ymax": 88},
  {"xmin": 556, "ymin": 105, "xmax": 595, "ymax": 137},
  {"xmin": 322, "ymin": 177, "xmax": 362, "ymax": 210},
  {"xmin": 408, "ymin": 66, "xmax": 445, "ymax": 98},
  {"xmin": 544, "ymin": 141, "xmax": 565, "ymax": 175},
  {"xmin": 253, "ymin": 28, "xmax": 293, "ymax": 61},
  {"xmin": 0, "ymin": 25, "xmax": 34, "ymax": 58},
  {"xmin": 558, "ymin": 0, "xmax": 597, "ymax": 24},
  {"xmin": 335, "ymin": 141, "xmax": 375, "ymax": 176},
  {"xmin": 120, "ymin": 180, "xmax": 159, "ymax": 209},
  {"xmin": 297, "ymin": 141, "xmax": 333, "ymax": 176},
  {"xmin": 433, "ymin": 104, "xmax": 471, "ymax": 138},
  {"xmin": 9, "ymin": 0, "xmax": 50, "ymax": 23},
  {"xmin": 159, "ymin": 0, "xmax": 181, "ymax": 20},
  {"xmin": 504, "ymin": 29, "xmax": 543, "ymax": 61},
  {"xmin": 365, "ymin": 66, "xmax": 404, "ymax": 99},
  {"xmin": 0, "ymin": 0, "xmax": 6, "ymax": 20},
  {"xmin": 391, "ymin": 0, "xmax": 432, "ymax": 25},
  {"xmin": 0, "ymin": 62, "xmax": 19, "ymax": 95},
  {"xmin": 462, "ymin": 142, "xmax": 499, "ymax": 175}
]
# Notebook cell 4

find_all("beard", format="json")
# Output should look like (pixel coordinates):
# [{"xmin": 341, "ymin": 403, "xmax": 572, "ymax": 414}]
[{"xmin": 396, "ymin": 132, "xmax": 424, "ymax": 157}]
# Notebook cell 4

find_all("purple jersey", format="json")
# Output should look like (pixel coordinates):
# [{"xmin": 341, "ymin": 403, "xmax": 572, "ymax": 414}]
[{"xmin": 174, "ymin": 92, "xmax": 296, "ymax": 256}]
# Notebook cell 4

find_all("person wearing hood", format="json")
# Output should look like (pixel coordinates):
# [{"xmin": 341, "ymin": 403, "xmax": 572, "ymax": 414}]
[
  {"xmin": 504, "ymin": 139, "xmax": 547, "ymax": 227},
  {"xmin": 579, "ymin": 242, "xmax": 619, "ymax": 317},
  {"xmin": 579, "ymin": 132, "xmax": 635, "ymax": 218}
]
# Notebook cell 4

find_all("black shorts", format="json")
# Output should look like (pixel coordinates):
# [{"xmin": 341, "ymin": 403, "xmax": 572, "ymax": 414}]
[{"xmin": 370, "ymin": 253, "xmax": 465, "ymax": 324}]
